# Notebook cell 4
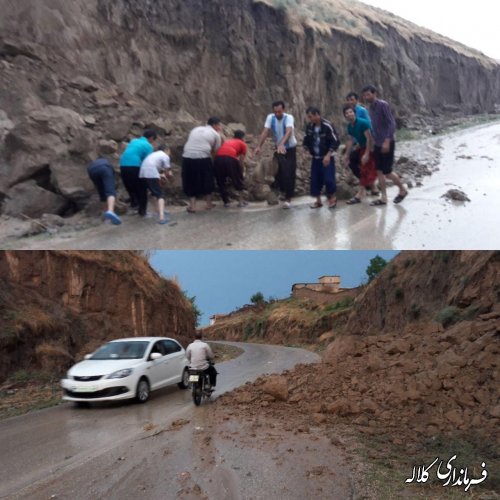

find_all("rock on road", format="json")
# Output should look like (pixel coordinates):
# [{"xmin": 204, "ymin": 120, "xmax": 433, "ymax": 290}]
[{"xmin": 0, "ymin": 342, "xmax": 342, "ymax": 500}]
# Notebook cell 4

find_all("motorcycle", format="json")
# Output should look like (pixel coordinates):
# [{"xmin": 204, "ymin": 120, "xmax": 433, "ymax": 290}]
[{"xmin": 188, "ymin": 364, "xmax": 214, "ymax": 406}]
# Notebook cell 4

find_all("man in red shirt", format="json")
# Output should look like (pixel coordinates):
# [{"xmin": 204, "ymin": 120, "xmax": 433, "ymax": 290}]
[{"xmin": 214, "ymin": 130, "xmax": 248, "ymax": 208}]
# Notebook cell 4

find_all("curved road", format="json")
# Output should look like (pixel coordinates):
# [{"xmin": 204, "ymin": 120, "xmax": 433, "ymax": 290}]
[{"xmin": 0, "ymin": 342, "xmax": 319, "ymax": 499}]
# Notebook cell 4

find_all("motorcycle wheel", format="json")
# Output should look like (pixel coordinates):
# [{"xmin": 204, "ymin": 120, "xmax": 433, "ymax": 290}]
[{"xmin": 193, "ymin": 385, "xmax": 202, "ymax": 406}]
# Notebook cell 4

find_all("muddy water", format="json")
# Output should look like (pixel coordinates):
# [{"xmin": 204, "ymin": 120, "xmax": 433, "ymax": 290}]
[
  {"xmin": 6, "ymin": 121, "xmax": 500, "ymax": 251},
  {"xmin": 0, "ymin": 343, "xmax": 319, "ymax": 499}
]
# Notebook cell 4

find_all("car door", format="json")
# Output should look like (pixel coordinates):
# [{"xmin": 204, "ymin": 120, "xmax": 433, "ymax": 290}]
[
  {"xmin": 161, "ymin": 339, "xmax": 185, "ymax": 385},
  {"xmin": 146, "ymin": 340, "xmax": 170, "ymax": 390}
]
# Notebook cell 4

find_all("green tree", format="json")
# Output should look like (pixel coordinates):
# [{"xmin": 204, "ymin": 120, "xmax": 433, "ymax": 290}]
[
  {"xmin": 250, "ymin": 292, "xmax": 265, "ymax": 305},
  {"xmin": 184, "ymin": 291, "xmax": 202, "ymax": 327},
  {"xmin": 366, "ymin": 256, "xmax": 388, "ymax": 282}
]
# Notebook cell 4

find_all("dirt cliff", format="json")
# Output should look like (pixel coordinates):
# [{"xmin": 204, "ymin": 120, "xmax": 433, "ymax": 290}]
[
  {"xmin": 0, "ymin": 251, "xmax": 195, "ymax": 382},
  {"xmin": 0, "ymin": 0, "xmax": 499, "ymax": 217},
  {"xmin": 214, "ymin": 251, "xmax": 500, "ymax": 483}
]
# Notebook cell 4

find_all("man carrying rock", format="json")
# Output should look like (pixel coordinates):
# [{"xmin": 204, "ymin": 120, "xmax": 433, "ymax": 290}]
[
  {"xmin": 182, "ymin": 117, "xmax": 222, "ymax": 213},
  {"xmin": 303, "ymin": 106, "xmax": 340, "ymax": 209},
  {"xmin": 362, "ymin": 85, "xmax": 408, "ymax": 206},
  {"xmin": 119, "ymin": 129, "xmax": 157, "ymax": 215},
  {"xmin": 214, "ymin": 130, "xmax": 248, "ymax": 208},
  {"xmin": 87, "ymin": 157, "xmax": 122, "ymax": 225},
  {"xmin": 255, "ymin": 101, "xmax": 298, "ymax": 209}
]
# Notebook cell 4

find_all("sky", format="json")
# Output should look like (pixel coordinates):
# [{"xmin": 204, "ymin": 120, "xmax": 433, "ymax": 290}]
[
  {"xmin": 151, "ymin": 251, "xmax": 398, "ymax": 326},
  {"xmin": 361, "ymin": 0, "xmax": 500, "ymax": 60}
]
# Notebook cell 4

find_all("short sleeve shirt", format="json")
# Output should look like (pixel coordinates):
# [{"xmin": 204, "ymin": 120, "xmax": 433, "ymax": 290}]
[
  {"xmin": 139, "ymin": 151, "xmax": 171, "ymax": 179},
  {"xmin": 264, "ymin": 113, "xmax": 298, "ymax": 148},
  {"xmin": 183, "ymin": 126, "xmax": 222, "ymax": 159},
  {"xmin": 347, "ymin": 118, "xmax": 371, "ymax": 149},
  {"xmin": 120, "ymin": 137, "xmax": 154, "ymax": 168},
  {"xmin": 216, "ymin": 139, "xmax": 248, "ymax": 159}
]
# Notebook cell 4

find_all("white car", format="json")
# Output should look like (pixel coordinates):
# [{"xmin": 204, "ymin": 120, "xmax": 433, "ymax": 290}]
[{"xmin": 61, "ymin": 337, "xmax": 190, "ymax": 404}]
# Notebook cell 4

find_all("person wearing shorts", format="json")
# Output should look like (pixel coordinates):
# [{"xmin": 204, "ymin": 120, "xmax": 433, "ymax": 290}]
[
  {"xmin": 139, "ymin": 145, "xmax": 172, "ymax": 225},
  {"xmin": 87, "ymin": 157, "xmax": 122, "ymax": 225},
  {"xmin": 182, "ymin": 117, "xmax": 222, "ymax": 213},
  {"xmin": 362, "ymin": 85, "xmax": 408, "ymax": 206},
  {"xmin": 342, "ymin": 104, "xmax": 377, "ymax": 205},
  {"xmin": 214, "ymin": 130, "xmax": 248, "ymax": 208}
]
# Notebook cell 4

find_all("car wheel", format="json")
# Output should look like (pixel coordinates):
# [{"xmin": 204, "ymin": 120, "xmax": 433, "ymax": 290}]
[
  {"xmin": 178, "ymin": 368, "xmax": 190, "ymax": 389},
  {"xmin": 135, "ymin": 377, "xmax": 150, "ymax": 403}
]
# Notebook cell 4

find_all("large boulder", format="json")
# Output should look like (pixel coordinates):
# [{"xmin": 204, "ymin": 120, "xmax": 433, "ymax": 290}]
[
  {"xmin": 262, "ymin": 375, "xmax": 289, "ymax": 401},
  {"xmin": 2, "ymin": 180, "xmax": 69, "ymax": 217},
  {"xmin": 50, "ymin": 157, "xmax": 94, "ymax": 205}
]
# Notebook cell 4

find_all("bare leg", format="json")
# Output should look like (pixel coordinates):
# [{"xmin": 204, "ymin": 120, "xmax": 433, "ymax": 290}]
[
  {"xmin": 205, "ymin": 194, "xmax": 213, "ymax": 210},
  {"xmin": 386, "ymin": 172, "xmax": 407, "ymax": 195},
  {"xmin": 377, "ymin": 172, "xmax": 388, "ymax": 203},
  {"xmin": 106, "ymin": 196, "xmax": 116, "ymax": 213},
  {"xmin": 158, "ymin": 198, "xmax": 165, "ymax": 221},
  {"xmin": 189, "ymin": 197, "xmax": 197, "ymax": 212}
]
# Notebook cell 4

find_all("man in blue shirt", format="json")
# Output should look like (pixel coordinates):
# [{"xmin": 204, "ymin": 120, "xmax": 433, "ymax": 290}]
[
  {"xmin": 346, "ymin": 92, "xmax": 372, "ymax": 127},
  {"xmin": 120, "ymin": 129, "xmax": 157, "ymax": 216}
]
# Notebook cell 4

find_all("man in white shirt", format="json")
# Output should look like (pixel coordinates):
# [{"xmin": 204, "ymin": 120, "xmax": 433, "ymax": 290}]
[
  {"xmin": 139, "ymin": 145, "xmax": 172, "ymax": 224},
  {"xmin": 255, "ymin": 101, "xmax": 298, "ymax": 209},
  {"xmin": 186, "ymin": 332, "xmax": 217, "ymax": 388},
  {"xmin": 182, "ymin": 117, "xmax": 222, "ymax": 213}
]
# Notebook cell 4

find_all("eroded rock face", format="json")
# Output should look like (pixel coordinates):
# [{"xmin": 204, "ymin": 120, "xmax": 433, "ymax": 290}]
[
  {"xmin": 0, "ymin": 0, "xmax": 499, "ymax": 216},
  {"xmin": 0, "ymin": 251, "xmax": 196, "ymax": 381}
]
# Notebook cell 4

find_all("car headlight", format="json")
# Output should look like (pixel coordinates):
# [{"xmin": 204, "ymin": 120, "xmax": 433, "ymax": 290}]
[{"xmin": 107, "ymin": 368, "xmax": 134, "ymax": 379}]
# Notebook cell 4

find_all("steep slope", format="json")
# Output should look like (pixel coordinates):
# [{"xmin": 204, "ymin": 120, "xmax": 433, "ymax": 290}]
[
  {"xmin": 215, "ymin": 251, "xmax": 500, "ymax": 459},
  {"xmin": 0, "ymin": 251, "xmax": 195, "ymax": 381},
  {"xmin": 0, "ymin": 0, "xmax": 499, "ymax": 216}
]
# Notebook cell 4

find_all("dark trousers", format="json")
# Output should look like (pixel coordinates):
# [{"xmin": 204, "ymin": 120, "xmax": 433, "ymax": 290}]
[
  {"xmin": 310, "ymin": 157, "xmax": 336, "ymax": 197},
  {"xmin": 274, "ymin": 147, "xmax": 297, "ymax": 200},
  {"xmin": 205, "ymin": 365, "xmax": 217, "ymax": 386},
  {"xmin": 120, "ymin": 167, "xmax": 148, "ymax": 214},
  {"xmin": 349, "ymin": 149, "xmax": 362, "ymax": 179},
  {"xmin": 214, "ymin": 156, "xmax": 244, "ymax": 204}
]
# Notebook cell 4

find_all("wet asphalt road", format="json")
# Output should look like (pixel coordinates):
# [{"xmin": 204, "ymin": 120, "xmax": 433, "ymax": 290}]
[
  {"xmin": 11, "ymin": 121, "xmax": 500, "ymax": 251},
  {"xmin": 0, "ymin": 342, "xmax": 319, "ymax": 499}
]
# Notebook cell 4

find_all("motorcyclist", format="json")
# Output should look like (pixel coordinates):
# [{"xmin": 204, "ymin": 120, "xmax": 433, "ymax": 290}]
[{"xmin": 186, "ymin": 332, "xmax": 217, "ymax": 390}]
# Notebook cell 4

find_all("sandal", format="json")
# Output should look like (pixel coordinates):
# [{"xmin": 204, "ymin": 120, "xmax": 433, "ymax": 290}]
[
  {"xmin": 310, "ymin": 202, "xmax": 323, "ymax": 209},
  {"xmin": 394, "ymin": 191, "xmax": 408, "ymax": 204},
  {"xmin": 186, "ymin": 207, "xmax": 196, "ymax": 214},
  {"xmin": 346, "ymin": 197, "xmax": 361, "ymax": 205},
  {"xmin": 370, "ymin": 199, "xmax": 387, "ymax": 206},
  {"xmin": 328, "ymin": 200, "xmax": 338, "ymax": 210}
]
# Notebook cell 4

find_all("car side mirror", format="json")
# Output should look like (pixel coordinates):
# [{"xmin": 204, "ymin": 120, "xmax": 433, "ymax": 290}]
[
  {"xmin": 84, "ymin": 354, "xmax": 92, "ymax": 360},
  {"xmin": 150, "ymin": 352, "xmax": 162, "ymax": 361}
]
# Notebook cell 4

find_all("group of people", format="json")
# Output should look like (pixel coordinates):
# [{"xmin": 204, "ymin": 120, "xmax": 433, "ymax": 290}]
[{"xmin": 87, "ymin": 84, "xmax": 408, "ymax": 225}]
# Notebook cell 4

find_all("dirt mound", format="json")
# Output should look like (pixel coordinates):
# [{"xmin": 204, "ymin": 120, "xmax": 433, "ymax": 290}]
[
  {"xmin": 215, "ymin": 251, "xmax": 500, "ymax": 458},
  {"xmin": 0, "ymin": 251, "xmax": 196, "ymax": 382}
]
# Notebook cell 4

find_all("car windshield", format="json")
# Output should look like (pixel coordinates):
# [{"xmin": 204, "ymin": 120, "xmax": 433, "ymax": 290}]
[{"xmin": 90, "ymin": 341, "xmax": 149, "ymax": 360}]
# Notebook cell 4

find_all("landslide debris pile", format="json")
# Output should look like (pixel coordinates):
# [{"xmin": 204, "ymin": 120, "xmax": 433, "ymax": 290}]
[
  {"xmin": 216, "ymin": 251, "xmax": 500, "ymax": 447},
  {"xmin": 1, "ymin": 0, "xmax": 499, "ymax": 218},
  {"xmin": 0, "ymin": 251, "xmax": 196, "ymax": 381}
]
